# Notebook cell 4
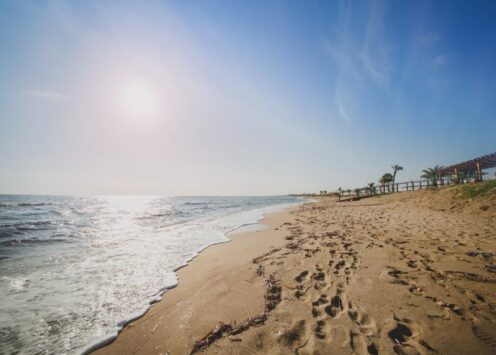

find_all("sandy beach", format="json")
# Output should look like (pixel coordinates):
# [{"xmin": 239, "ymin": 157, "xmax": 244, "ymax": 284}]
[{"xmin": 95, "ymin": 188, "xmax": 496, "ymax": 355}]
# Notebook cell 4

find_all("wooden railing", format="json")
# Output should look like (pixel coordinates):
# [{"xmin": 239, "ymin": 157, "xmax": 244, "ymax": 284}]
[{"xmin": 338, "ymin": 178, "xmax": 455, "ymax": 201}]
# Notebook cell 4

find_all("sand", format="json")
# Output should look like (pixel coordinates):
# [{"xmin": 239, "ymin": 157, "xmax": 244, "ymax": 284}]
[{"xmin": 94, "ymin": 190, "xmax": 496, "ymax": 355}]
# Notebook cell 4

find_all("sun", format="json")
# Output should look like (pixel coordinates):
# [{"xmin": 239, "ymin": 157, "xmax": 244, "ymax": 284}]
[{"xmin": 114, "ymin": 79, "xmax": 162, "ymax": 122}]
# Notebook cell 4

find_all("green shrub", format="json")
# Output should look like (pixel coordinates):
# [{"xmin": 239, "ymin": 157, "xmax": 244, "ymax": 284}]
[{"xmin": 458, "ymin": 180, "xmax": 496, "ymax": 198}]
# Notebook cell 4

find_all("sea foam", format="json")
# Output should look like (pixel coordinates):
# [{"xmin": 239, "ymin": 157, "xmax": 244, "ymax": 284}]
[{"xmin": 0, "ymin": 195, "xmax": 303, "ymax": 354}]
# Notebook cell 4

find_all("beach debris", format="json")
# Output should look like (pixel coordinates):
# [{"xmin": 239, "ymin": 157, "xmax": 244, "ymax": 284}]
[
  {"xmin": 445, "ymin": 270, "xmax": 496, "ymax": 284},
  {"xmin": 285, "ymin": 242, "xmax": 299, "ymax": 250},
  {"xmin": 466, "ymin": 251, "xmax": 495, "ymax": 259},
  {"xmin": 191, "ymin": 323, "xmax": 232, "ymax": 353},
  {"xmin": 190, "ymin": 274, "xmax": 282, "ymax": 354},
  {"xmin": 484, "ymin": 264, "xmax": 496, "ymax": 273},
  {"xmin": 325, "ymin": 231, "xmax": 338, "ymax": 237},
  {"xmin": 265, "ymin": 275, "xmax": 282, "ymax": 312}
]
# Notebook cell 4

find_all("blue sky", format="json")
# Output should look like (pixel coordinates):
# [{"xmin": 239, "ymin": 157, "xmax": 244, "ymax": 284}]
[{"xmin": 0, "ymin": 0, "xmax": 495, "ymax": 195}]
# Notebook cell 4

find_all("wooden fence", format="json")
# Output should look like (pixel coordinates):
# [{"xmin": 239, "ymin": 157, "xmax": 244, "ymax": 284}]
[{"xmin": 338, "ymin": 178, "xmax": 455, "ymax": 201}]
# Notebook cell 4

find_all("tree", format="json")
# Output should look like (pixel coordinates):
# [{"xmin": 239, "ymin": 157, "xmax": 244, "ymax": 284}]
[
  {"xmin": 391, "ymin": 164, "xmax": 403, "ymax": 191},
  {"xmin": 421, "ymin": 165, "xmax": 444, "ymax": 187},
  {"xmin": 367, "ymin": 182, "xmax": 376, "ymax": 195},
  {"xmin": 379, "ymin": 173, "xmax": 394, "ymax": 192},
  {"xmin": 379, "ymin": 173, "xmax": 394, "ymax": 185}
]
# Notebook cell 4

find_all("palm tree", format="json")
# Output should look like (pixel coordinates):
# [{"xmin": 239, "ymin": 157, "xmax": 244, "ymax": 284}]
[
  {"xmin": 421, "ymin": 165, "xmax": 444, "ymax": 187},
  {"xmin": 380, "ymin": 173, "xmax": 394, "ymax": 192},
  {"xmin": 391, "ymin": 164, "xmax": 403, "ymax": 191},
  {"xmin": 367, "ymin": 182, "xmax": 376, "ymax": 195}
]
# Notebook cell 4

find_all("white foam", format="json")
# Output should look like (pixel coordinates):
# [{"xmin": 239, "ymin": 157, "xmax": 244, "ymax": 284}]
[
  {"xmin": 80, "ymin": 199, "xmax": 302, "ymax": 355},
  {"xmin": 0, "ymin": 195, "xmax": 304, "ymax": 355}
]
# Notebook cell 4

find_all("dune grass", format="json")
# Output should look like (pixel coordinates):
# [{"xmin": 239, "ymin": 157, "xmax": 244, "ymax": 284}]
[{"xmin": 457, "ymin": 179, "xmax": 496, "ymax": 199}]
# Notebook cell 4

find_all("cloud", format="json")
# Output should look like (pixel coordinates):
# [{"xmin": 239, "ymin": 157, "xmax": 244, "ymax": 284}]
[
  {"xmin": 359, "ymin": 0, "xmax": 392, "ymax": 92},
  {"xmin": 324, "ymin": 0, "xmax": 393, "ymax": 123},
  {"xmin": 20, "ymin": 90, "xmax": 69, "ymax": 100},
  {"xmin": 360, "ymin": 51, "xmax": 390, "ymax": 91},
  {"xmin": 336, "ymin": 91, "xmax": 352, "ymax": 124}
]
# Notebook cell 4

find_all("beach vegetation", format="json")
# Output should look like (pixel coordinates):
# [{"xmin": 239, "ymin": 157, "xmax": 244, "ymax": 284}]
[
  {"xmin": 379, "ymin": 173, "xmax": 394, "ymax": 184},
  {"xmin": 391, "ymin": 164, "xmax": 403, "ymax": 186},
  {"xmin": 452, "ymin": 170, "xmax": 487, "ymax": 184},
  {"xmin": 421, "ymin": 165, "xmax": 444, "ymax": 187},
  {"xmin": 457, "ymin": 179, "xmax": 496, "ymax": 199},
  {"xmin": 380, "ymin": 173, "xmax": 394, "ymax": 192}
]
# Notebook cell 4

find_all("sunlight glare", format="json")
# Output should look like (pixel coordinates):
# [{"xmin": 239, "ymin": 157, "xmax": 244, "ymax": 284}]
[{"xmin": 114, "ymin": 79, "xmax": 163, "ymax": 123}]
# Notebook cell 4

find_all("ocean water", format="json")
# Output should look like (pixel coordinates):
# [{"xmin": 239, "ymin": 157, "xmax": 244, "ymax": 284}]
[{"xmin": 0, "ymin": 195, "xmax": 303, "ymax": 354}]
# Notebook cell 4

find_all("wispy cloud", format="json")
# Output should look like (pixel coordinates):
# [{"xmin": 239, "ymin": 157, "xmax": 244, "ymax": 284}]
[
  {"xmin": 359, "ymin": 0, "xmax": 392, "ymax": 92},
  {"xmin": 335, "ymin": 91, "xmax": 351, "ymax": 124},
  {"xmin": 324, "ymin": 0, "xmax": 393, "ymax": 123},
  {"xmin": 20, "ymin": 90, "xmax": 69, "ymax": 100}
]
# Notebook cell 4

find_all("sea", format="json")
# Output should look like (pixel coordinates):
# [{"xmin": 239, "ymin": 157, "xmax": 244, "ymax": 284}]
[{"xmin": 0, "ymin": 195, "xmax": 303, "ymax": 354}]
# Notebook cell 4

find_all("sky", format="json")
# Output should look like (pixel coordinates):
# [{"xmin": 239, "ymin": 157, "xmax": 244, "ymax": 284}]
[{"xmin": 0, "ymin": 0, "xmax": 495, "ymax": 195}]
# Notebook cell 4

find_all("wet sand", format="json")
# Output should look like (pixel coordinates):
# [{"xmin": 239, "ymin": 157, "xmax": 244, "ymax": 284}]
[{"xmin": 95, "ymin": 191, "xmax": 496, "ymax": 354}]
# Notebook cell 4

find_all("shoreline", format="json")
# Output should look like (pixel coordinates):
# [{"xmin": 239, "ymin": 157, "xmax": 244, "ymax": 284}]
[
  {"xmin": 94, "ymin": 191, "xmax": 496, "ymax": 354},
  {"xmin": 87, "ymin": 201, "xmax": 305, "ymax": 355}
]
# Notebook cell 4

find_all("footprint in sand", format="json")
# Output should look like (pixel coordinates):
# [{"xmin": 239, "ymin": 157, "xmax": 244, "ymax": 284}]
[
  {"xmin": 386, "ymin": 316, "xmax": 435, "ymax": 354},
  {"xmin": 346, "ymin": 302, "xmax": 379, "ymax": 354},
  {"xmin": 294, "ymin": 270, "xmax": 310, "ymax": 299},
  {"xmin": 295, "ymin": 270, "xmax": 309, "ymax": 283},
  {"xmin": 350, "ymin": 330, "xmax": 379, "ymax": 355},
  {"xmin": 324, "ymin": 285, "xmax": 347, "ymax": 318},
  {"xmin": 348, "ymin": 304, "xmax": 377, "ymax": 337},
  {"xmin": 314, "ymin": 319, "xmax": 331, "ymax": 340},
  {"xmin": 381, "ymin": 266, "xmax": 410, "ymax": 285},
  {"xmin": 311, "ymin": 294, "xmax": 329, "ymax": 318},
  {"xmin": 278, "ymin": 319, "xmax": 308, "ymax": 349}
]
